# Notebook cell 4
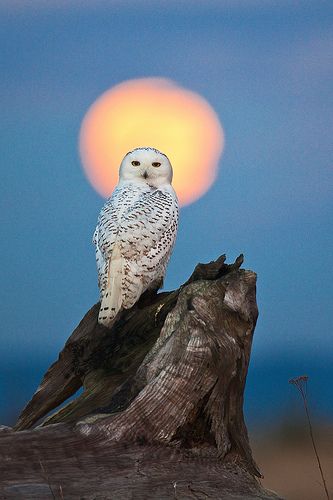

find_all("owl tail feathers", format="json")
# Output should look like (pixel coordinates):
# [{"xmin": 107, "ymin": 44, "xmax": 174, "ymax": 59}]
[{"xmin": 98, "ymin": 245, "xmax": 123, "ymax": 328}]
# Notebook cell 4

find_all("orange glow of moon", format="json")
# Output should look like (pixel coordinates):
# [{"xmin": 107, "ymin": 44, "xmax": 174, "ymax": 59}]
[{"xmin": 79, "ymin": 78, "xmax": 224, "ymax": 206}]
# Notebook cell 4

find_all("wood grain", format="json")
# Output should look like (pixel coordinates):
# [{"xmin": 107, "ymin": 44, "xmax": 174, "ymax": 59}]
[{"xmin": 1, "ymin": 255, "xmax": 282, "ymax": 499}]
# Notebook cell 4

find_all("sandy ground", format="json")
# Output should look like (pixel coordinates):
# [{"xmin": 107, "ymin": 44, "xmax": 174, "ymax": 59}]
[{"xmin": 251, "ymin": 426, "xmax": 333, "ymax": 500}]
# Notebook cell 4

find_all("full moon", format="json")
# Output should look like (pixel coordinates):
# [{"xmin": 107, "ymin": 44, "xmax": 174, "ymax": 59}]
[{"xmin": 79, "ymin": 78, "xmax": 224, "ymax": 206}]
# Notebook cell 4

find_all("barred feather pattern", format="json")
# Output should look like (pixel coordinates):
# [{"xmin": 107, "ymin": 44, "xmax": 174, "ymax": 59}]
[{"xmin": 93, "ymin": 182, "xmax": 179, "ymax": 326}]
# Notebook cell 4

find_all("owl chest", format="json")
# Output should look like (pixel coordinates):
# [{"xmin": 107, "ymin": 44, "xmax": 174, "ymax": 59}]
[{"xmin": 101, "ymin": 190, "xmax": 160, "ymax": 255}]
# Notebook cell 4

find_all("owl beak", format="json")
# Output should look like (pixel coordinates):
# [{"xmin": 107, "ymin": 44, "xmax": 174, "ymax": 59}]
[{"xmin": 143, "ymin": 171, "xmax": 148, "ymax": 179}]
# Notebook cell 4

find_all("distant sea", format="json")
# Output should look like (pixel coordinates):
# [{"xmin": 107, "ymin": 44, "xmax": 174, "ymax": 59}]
[{"xmin": 1, "ymin": 353, "xmax": 332, "ymax": 430}]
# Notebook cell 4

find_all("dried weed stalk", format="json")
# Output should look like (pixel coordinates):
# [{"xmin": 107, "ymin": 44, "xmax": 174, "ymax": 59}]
[{"xmin": 289, "ymin": 375, "xmax": 330, "ymax": 500}]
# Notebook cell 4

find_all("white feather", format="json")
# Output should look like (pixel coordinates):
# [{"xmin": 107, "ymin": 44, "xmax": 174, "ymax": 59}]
[
  {"xmin": 93, "ymin": 147, "xmax": 179, "ymax": 329},
  {"xmin": 98, "ymin": 244, "xmax": 123, "ymax": 327}
]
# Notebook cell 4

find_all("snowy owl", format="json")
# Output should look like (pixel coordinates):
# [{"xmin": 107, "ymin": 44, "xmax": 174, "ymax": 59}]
[{"xmin": 93, "ymin": 147, "xmax": 179, "ymax": 327}]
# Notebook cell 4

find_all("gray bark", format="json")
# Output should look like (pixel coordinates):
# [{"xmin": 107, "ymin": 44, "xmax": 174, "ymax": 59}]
[{"xmin": 0, "ymin": 255, "xmax": 282, "ymax": 499}]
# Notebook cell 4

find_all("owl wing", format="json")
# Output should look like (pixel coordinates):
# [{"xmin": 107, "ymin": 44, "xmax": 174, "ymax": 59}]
[
  {"xmin": 93, "ymin": 187, "xmax": 126, "ymax": 295},
  {"xmin": 117, "ymin": 188, "xmax": 179, "ymax": 307},
  {"xmin": 94, "ymin": 185, "xmax": 178, "ymax": 323}
]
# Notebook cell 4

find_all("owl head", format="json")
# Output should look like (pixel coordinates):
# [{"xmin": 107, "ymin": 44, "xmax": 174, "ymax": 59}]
[{"xmin": 119, "ymin": 147, "xmax": 173, "ymax": 187}]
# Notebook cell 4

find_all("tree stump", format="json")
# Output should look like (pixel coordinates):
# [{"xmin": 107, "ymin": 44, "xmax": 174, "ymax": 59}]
[{"xmin": 0, "ymin": 255, "xmax": 281, "ymax": 499}]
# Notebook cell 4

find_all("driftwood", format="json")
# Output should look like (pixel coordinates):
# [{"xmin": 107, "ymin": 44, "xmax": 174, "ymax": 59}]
[{"xmin": 0, "ymin": 255, "xmax": 281, "ymax": 499}]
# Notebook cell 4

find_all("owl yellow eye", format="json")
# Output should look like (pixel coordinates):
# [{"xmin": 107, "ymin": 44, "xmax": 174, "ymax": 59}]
[
  {"xmin": 152, "ymin": 162, "xmax": 161, "ymax": 167},
  {"xmin": 131, "ymin": 160, "xmax": 140, "ymax": 166}
]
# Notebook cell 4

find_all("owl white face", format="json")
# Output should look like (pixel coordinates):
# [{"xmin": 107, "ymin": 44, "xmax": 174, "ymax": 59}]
[{"xmin": 119, "ymin": 147, "xmax": 173, "ymax": 187}]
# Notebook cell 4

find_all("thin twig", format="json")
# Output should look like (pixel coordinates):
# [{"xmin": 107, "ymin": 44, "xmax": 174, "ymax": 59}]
[
  {"xmin": 173, "ymin": 481, "xmax": 178, "ymax": 499},
  {"xmin": 59, "ymin": 485, "xmax": 64, "ymax": 500},
  {"xmin": 289, "ymin": 375, "xmax": 330, "ymax": 500},
  {"xmin": 39, "ymin": 460, "xmax": 56, "ymax": 500}
]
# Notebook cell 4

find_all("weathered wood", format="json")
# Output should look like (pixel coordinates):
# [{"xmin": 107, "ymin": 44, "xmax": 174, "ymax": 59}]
[
  {"xmin": 1, "ymin": 255, "xmax": 282, "ymax": 499},
  {"xmin": 0, "ymin": 424, "xmax": 279, "ymax": 499}
]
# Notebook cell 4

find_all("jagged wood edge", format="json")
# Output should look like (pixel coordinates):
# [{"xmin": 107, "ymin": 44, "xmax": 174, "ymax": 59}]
[
  {"xmin": 15, "ymin": 254, "xmax": 241, "ymax": 431},
  {"xmin": 0, "ymin": 254, "xmax": 285, "ymax": 497},
  {"xmin": 77, "ymin": 260, "xmax": 260, "ymax": 476}
]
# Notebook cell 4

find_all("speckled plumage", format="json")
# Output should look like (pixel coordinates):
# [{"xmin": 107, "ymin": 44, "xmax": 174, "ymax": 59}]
[{"xmin": 93, "ymin": 147, "xmax": 179, "ymax": 327}]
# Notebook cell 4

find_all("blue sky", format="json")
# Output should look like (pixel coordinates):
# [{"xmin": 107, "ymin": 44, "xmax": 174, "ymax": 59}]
[{"xmin": 1, "ymin": 0, "xmax": 332, "ymax": 425}]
